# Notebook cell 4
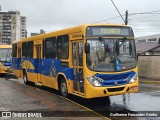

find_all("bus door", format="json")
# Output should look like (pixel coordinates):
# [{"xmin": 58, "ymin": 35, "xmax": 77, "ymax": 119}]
[
  {"xmin": 72, "ymin": 41, "xmax": 84, "ymax": 95},
  {"xmin": 35, "ymin": 45, "xmax": 42, "ymax": 83},
  {"xmin": 17, "ymin": 47, "xmax": 22, "ymax": 77}
]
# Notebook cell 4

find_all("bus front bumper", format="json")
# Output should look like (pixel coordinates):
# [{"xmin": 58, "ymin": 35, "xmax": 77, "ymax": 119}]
[
  {"xmin": 0, "ymin": 67, "xmax": 12, "ymax": 74},
  {"xmin": 85, "ymin": 82, "xmax": 138, "ymax": 98}
]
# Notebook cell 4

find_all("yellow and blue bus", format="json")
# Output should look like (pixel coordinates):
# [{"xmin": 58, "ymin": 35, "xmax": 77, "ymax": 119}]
[
  {"xmin": 12, "ymin": 24, "xmax": 138, "ymax": 98},
  {"xmin": 0, "ymin": 45, "xmax": 12, "ymax": 74}
]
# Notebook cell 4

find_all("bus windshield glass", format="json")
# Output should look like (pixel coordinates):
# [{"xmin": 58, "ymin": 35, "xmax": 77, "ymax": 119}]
[
  {"xmin": 86, "ymin": 26, "xmax": 134, "ymax": 37},
  {"xmin": 0, "ymin": 48, "xmax": 12, "ymax": 62},
  {"xmin": 86, "ymin": 38, "xmax": 136, "ymax": 72}
]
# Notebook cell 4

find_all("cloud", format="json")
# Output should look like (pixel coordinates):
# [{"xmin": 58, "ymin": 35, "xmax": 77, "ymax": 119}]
[{"xmin": 1, "ymin": 0, "xmax": 160, "ymax": 37}]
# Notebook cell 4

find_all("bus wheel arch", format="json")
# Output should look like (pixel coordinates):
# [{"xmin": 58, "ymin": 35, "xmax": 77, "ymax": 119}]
[
  {"xmin": 57, "ymin": 74, "xmax": 68, "ymax": 97},
  {"xmin": 23, "ymin": 68, "xmax": 29, "ymax": 85}
]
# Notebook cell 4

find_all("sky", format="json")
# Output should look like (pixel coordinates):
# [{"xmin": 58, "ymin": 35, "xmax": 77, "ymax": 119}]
[{"xmin": 1, "ymin": 0, "xmax": 160, "ymax": 37}]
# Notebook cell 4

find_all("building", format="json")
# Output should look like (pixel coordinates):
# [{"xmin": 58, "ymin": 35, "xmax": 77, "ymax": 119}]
[
  {"xmin": 136, "ymin": 34, "xmax": 160, "ymax": 55},
  {"xmin": 0, "ymin": 10, "xmax": 27, "ymax": 44},
  {"xmin": 21, "ymin": 16, "xmax": 27, "ymax": 38},
  {"xmin": 136, "ymin": 42, "xmax": 160, "ymax": 55},
  {"xmin": 31, "ymin": 29, "xmax": 45, "ymax": 36},
  {"xmin": 136, "ymin": 34, "xmax": 160, "ymax": 43},
  {"xmin": 136, "ymin": 34, "xmax": 160, "ymax": 79}
]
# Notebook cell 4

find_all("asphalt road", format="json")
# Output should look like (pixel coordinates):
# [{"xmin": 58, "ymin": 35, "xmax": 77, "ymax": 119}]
[{"xmin": 1, "ymin": 74, "xmax": 160, "ymax": 120}]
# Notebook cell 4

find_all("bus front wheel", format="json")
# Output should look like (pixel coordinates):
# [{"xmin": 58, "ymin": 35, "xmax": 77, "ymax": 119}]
[
  {"xmin": 23, "ymin": 71, "xmax": 29, "ymax": 85},
  {"xmin": 60, "ymin": 78, "xmax": 68, "ymax": 97}
]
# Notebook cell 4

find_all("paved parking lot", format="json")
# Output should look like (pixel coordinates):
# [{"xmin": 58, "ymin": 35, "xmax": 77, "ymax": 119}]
[
  {"xmin": 1, "ymin": 74, "xmax": 160, "ymax": 120},
  {"xmin": 0, "ymin": 75, "xmax": 106, "ymax": 120}
]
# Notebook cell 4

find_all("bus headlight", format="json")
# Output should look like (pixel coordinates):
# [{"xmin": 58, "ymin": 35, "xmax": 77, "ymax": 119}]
[
  {"xmin": 86, "ymin": 76, "xmax": 102, "ymax": 87},
  {"xmin": 129, "ymin": 73, "xmax": 138, "ymax": 83}
]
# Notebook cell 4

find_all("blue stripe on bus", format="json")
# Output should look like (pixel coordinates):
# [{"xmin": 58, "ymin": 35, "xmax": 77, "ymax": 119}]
[
  {"xmin": 12, "ymin": 58, "xmax": 135, "ymax": 87},
  {"xmin": 1, "ymin": 61, "xmax": 12, "ymax": 67},
  {"xmin": 12, "ymin": 58, "xmax": 20, "ymax": 70},
  {"xmin": 95, "ymin": 71, "xmax": 135, "ymax": 86},
  {"xmin": 12, "ymin": 58, "xmax": 74, "ymax": 80}
]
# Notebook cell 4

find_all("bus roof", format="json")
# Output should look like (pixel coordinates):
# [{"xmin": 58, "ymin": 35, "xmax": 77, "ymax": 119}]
[
  {"xmin": 0, "ymin": 45, "xmax": 12, "ymax": 49},
  {"xmin": 13, "ymin": 24, "xmax": 131, "ymax": 44}
]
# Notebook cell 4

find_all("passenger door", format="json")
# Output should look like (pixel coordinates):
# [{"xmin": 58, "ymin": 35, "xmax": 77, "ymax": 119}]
[
  {"xmin": 72, "ymin": 41, "xmax": 84, "ymax": 95},
  {"xmin": 17, "ymin": 47, "xmax": 22, "ymax": 77},
  {"xmin": 35, "ymin": 44, "xmax": 42, "ymax": 83}
]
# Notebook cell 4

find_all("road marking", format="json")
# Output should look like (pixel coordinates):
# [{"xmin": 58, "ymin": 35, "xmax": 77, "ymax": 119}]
[
  {"xmin": 35, "ymin": 88, "xmax": 40, "ymax": 90},
  {"xmin": 59, "ymin": 96, "xmax": 110, "ymax": 120},
  {"xmin": 31, "ymin": 86, "xmax": 110, "ymax": 120}
]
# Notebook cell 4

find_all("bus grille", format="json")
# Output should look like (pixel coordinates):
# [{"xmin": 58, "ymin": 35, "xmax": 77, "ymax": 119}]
[
  {"xmin": 95, "ymin": 71, "xmax": 135, "ymax": 86},
  {"xmin": 107, "ymin": 87, "xmax": 124, "ymax": 92}
]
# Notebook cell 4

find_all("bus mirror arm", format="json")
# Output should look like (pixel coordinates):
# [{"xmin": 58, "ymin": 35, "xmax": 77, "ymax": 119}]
[{"xmin": 85, "ymin": 43, "xmax": 90, "ymax": 54}]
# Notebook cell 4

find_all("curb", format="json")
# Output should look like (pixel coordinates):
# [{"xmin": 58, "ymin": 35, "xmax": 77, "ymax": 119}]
[{"xmin": 141, "ymin": 80, "xmax": 160, "ymax": 84}]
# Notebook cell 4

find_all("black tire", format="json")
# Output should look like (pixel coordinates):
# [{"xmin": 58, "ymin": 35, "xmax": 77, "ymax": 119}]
[
  {"xmin": 0, "ymin": 73, "xmax": 6, "ymax": 78},
  {"xmin": 60, "ymin": 78, "xmax": 68, "ymax": 97},
  {"xmin": 23, "ymin": 71, "xmax": 29, "ymax": 85}
]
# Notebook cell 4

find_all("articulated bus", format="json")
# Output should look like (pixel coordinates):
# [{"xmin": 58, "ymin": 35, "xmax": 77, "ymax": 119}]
[
  {"xmin": 0, "ymin": 45, "xmax": 12, "ymax": 74},
  {"xmin": 12, "ymin": 24, "xmax": 138, "ymax": 98}
]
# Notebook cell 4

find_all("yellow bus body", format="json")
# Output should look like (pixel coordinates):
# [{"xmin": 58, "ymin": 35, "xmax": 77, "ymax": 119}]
[
  {"xmin": 12, "ymin": 24, "xmax": 138, "ymax": 98},
  {"xmin": 0, "ymin": 45, "xmax": 12, "ymax": 74}
]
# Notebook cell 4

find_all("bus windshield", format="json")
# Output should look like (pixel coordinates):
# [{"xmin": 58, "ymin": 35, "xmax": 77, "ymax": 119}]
[
  {"xmin": 86, "ymin": 38, "xmax": 136, "ymax": 72},
  {"xmin": 0, "ymin": 48, "xmax": 12, "ymax": 62}
]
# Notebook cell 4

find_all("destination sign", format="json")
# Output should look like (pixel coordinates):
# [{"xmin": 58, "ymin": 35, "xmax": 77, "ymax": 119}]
[
  {"xmin": 86, "ymin": 26, "xmax": 134, "ymax": 37},
  {"xmin": 101, "ymin": 28, "xmax": 121, "ymax": 35}
]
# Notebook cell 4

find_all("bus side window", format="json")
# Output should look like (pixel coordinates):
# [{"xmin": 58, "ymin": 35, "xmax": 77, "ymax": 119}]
[
  {"xmin": 57, "ymin": 35, "xmax": 69, "ymax": 59},
  {"xmin": 72, "ymin": 42, "xmax": 77, "ymax": 66},
  {"xmin": 12, "ymin": 44, "xmax": 17, "ymax": 57},
  {"xmin": 44, "ymin": 37, "xmax": 56, "ymax": 59},
  {"xmin": 28, "ymin": 41, "xmax": 33, "ymax": 58},
  {"xmin": 78, "ymin": 42, "xmax": 83, "ymax": 66},
  {"xmin": 22, "ymin": 42, "xmax": 28, "ymax": 58}
]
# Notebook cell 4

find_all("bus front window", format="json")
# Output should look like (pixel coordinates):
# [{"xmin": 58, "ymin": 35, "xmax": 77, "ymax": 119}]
[
  {"xmin": 0, "ymin": 49, "xmax": 12, "ymax": 62},
  {"xmin": 86, "ymin": 39, "xmax": 136, "ymax": 72}
]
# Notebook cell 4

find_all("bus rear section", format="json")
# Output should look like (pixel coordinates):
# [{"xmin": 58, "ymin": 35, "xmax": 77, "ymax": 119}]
[{"xmin": 0, "ymin": 45, "xmax": 12, "ymax": 74}]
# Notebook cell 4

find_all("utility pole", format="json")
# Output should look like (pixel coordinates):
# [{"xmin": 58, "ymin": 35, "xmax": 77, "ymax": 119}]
[{"xmin": 125, "ymin": 10, "xmax": 128, "ymax": 25}]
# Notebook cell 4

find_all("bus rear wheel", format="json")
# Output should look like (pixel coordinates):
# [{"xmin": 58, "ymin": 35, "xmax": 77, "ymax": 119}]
[
  {"xmin": 23, "ymin": 71, "xmax": 29, "ymax": 85},
  {"xmin": 60, "ymin": 78, "xmax": 68, "ymax": 97}
]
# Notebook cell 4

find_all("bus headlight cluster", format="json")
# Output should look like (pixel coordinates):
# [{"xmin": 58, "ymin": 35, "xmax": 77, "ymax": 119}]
[
  {"xmin": 86, "ymin": 76, "xmax": 102, "ymax": 87},
  {"xmin": 129, "ymin": 73, "xmax": 138, "ymax": 83}
]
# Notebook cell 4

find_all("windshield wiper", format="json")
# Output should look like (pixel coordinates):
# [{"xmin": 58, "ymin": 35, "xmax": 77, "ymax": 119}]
[
  {"xmin": 98, "ymin": 37, "xmax": 110, "ymax": 53},
  {"xmin": 119, "ymin": 37, "xmax": 127, "ymax": 48}
]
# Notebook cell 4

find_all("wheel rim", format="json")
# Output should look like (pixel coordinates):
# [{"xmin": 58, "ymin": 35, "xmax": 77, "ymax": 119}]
[{"xmin": 61, "ymin": 82, "xmax": 67, "ymax": 96}]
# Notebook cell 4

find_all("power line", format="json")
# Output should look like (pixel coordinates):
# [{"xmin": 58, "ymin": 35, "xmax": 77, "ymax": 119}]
[
  {"xmin": 129, "ymin": 10, "xmax": 160, "ymax": 16},
  {"xmin": 128, "ymin": 10, "xmax": 160, "ymax": 23},
  {"xmin": 28, "ymin": 9, "xmax": 160, "ymax": 25},
  {"xmin": 93, "ymin": 15, "xmax": 123, "ymax": 23},
  {"xmin": 94, "ymin": 9, "xmax": 160, "ymax": 24},
  {"xmin": 110, "ymin": 0, "xmax": 125, "ymax": 23}
]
